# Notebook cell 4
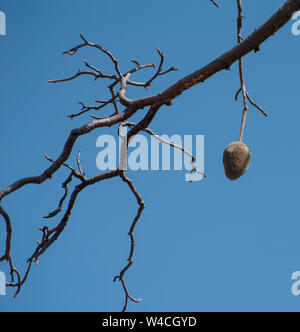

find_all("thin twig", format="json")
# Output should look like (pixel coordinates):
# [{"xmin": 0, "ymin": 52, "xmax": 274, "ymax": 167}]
[
  {"xmin": 45, "ymin": 155, "xmax": 86, "ymax": 182},
  {"xmin": 236, "ymin": 0, "xmax": 248, "ymax": 142},
  {"xmin": 43, "ymin": 171, "xmax": 74, "ymax": 219},
  {"xmin": 119, "ymin": 122, "xmax": 207, "ymax": 180},
  {"xmin": 210, "ymin": 0, "xmax": 220, "ymax": 8},
  {"xmin": 0, "ymin": 205, "xmax": 12, "ymax": 262},
  {"xmin": 236, "ymin": 0, "xmax": 267, "ymax": 142},
  {"xmin": 114, "ymin": 170, "xmax": 144, "ymax": 312},
  {"xmin": 246, "ymin": 92, "xmax": 268, "ymax": 117},
  {"xmin": 48, "ymin": 69, "xmax": 104, "ymax": 83},
  {"xmin": 6, "ymin": 259, "xmax": 33, "ymax": 297},
  {"xmin": 76, "ymin": 151, "xmax": 85, "ymax": 177}
]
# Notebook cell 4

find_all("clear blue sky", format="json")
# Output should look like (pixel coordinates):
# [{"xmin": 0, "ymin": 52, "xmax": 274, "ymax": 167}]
[{"xmin": 1, "ymin": 0, "xmax": 300, "ymax": 312}]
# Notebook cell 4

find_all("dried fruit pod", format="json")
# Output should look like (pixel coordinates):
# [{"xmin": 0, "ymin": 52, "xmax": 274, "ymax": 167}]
[{"xmin": 223, "ymin": 142, "xmax": 251, "ymax": 180}]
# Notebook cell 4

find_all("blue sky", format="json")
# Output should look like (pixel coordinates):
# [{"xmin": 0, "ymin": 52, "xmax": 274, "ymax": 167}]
[{"xmin": 1, "ymin": 0, "xmax": 300, "ymax": 312}]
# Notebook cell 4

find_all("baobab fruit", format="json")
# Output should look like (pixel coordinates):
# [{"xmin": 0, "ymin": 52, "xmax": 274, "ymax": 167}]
[{"xmin": 223, "ymin": 142, "xmax": 251, "ymax": 180}]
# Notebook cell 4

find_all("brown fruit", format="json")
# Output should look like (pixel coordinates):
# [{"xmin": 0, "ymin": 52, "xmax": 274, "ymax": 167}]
[{"xmin": 223, "ymin": 142, "xmax": 251, "ymax": 180}]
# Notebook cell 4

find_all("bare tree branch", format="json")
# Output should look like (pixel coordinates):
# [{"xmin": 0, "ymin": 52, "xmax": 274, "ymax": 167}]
[
  {"xmin": 236, "ymin": 0, "xmax": 268, "ymax": 142},
  {"xmin": 210, "ymin": 0, "xmax": 220, "ymax": 8},
  {"xmin": 114, "ymin": 171, "xmax": 144, "ymax": 312},
  {"xmin": 119, "ymin": 122, "xmax": 207, "ymax": 181},
  {"xmin": 43, "ymin": 171, "xmax": 74, "ymax": 219},
  {"xmin": 0, "ymin": 206, "xmax": 12, "ymax": 262}
]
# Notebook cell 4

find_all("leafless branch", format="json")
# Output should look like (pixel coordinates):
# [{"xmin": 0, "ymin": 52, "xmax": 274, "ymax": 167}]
[
  {"xmin": 246, "ymin": 92, "xmax": 268, "ymax": 117},
  {"xmin": 236, "ymin": 0, "xmax": 249, "ymax": 142},
  {"xmin": 6, "ymin": 259, "xmax": 33, "ymax": 297},
  {"xmin": 119, "ymin": 122, "xmax": 207, "ymax": 181},
  {"xmin": 109, "ymin": 84, "xmax": 119, "ymax": 114},
  {"xmin": 236, "ymin": 0, "xmax": 267, "ymax": 142},
  {"xmin": 44, "ymin": 155, "xmax": 86, "ymax": 182},
  {"xmin": 49, "ymin": 50, "xmax": 169, "ymax": 118},
  {"xmin": 114, "ymin": 171, "xmax": 144, "ymax": 312},
  {"xmin": 67, "ymin": 98, "xmax": 118, "ymax": 119},
  {"xmin": 76, "ymin": 151, "xmax": 85, "ymax": 178},
  {"xmin": 0, "ymin": 206, "xmax": 12, "ymax": 263},
  {"xmin": 210, "ymin": 0, "xmax": 220, "ymax": 8},
  {"xmin": 43, "ymin": 171, "xmax": 74, "ymax": 219}
]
